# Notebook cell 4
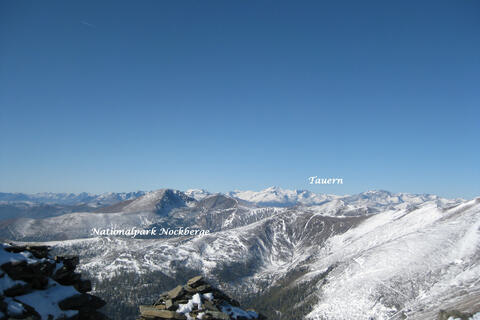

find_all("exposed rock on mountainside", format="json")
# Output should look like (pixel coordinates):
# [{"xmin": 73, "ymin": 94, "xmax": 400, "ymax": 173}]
[
  {"xmin": 1, "ymin": 189, "xmax": 477, "ymax": 319},
  {"xmin": 138, "ymin": 276, "xmax": 265, "ymax": 320},
  {"xmin": 437, "ymin": 309, "xmax": 478, "ymax": 320},
  {"xmin": 0, "ymin": 243, "xmax": 107, "ymax": 320},
  {"xmin": 118, "ymin": 189, "xmax": 196, "ymax": 216}
]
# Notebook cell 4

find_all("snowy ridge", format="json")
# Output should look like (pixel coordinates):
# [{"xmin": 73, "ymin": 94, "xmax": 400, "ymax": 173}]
[
  {"xmin": 2, "ymin": 189, "xmax": 477, "ymax": 319},
  {"xmin": 0, "ymin": 189, "xmax": 463, "ymax": 242},
  {"xmin": 185, "ymin": 189, "xmax": 212, "ymax": 201},
  {"xmin": 0, "ymin": 244, "xmax": 107, "ymax": 319},
  {"xmin": 229, "ymin": 187, "xmax": 462, "ymax": 209},
  {"xmin": 304, "ymin": 198, "xmax": 480, "ymax": 319},
  {"xmin": 0, "ymin": 187, "xmax": 461, "ymax": 210},
  {"xmin": 121, "ymin": 189, "xmax": 196, "ymax": 214},
  {"xmin": 228, "ymin": 186, "xmax": 337, "ymax": 206},
  {"xmin": 42, "ymin": 195, "xmax": 480, "ymax": 319}
]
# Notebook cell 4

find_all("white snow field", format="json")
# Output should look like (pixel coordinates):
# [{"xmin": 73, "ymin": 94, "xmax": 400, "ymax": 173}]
[{"xmin": 3, "ymin": 189, "xmax": 478, "ymax": 319}]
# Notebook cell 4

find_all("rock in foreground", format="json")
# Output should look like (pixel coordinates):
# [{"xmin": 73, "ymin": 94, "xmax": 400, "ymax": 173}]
[
  {"xmin": 138, "ymin": 276, "xmax": 266, "ymax": 320},
  {"xmin": 0, "ymin": 243, "xmax": 108, "ymax": 320}
]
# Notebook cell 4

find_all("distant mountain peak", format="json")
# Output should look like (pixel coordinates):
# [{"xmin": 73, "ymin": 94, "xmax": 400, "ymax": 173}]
[
  {"xmin": 185, "ymin": 189, "xmax": 212, "ymax": 201},
  {"xmin": 120, "ymin": 189, "xmax": 195, "ymax": 215}
]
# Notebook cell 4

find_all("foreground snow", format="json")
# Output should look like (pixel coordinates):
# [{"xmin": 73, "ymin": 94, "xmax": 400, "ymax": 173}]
[
  {"xmin": 305, "ymin": 198, "xmax": 480, "ymax": 319},
  {"xmin": 0, "ymin": 244, "xmax": 79, "ymax": 319},
  {"xmin": 10, "ymin": 191, "xmax": 478, "ymax": 319}
]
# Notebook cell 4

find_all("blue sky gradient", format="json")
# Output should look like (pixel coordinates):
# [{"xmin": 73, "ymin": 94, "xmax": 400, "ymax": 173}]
[{"xmin": 1, "ymin": 1, "xmax": 479, "ymax": 198}]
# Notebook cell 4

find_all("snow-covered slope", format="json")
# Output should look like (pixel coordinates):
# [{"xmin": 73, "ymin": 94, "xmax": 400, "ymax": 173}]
[
  {"xmin": 0, "ymin": 244, "xmax": 107, "ymax": 319},
  {"xmin": 0, "ymin": 192, "xmax": 279, "ymax": 241},
  {"xmin": 228, "ymin": 187, "xmax": 461, "ymax": 209},
  {"xmin": 3, "ymin": 210, "xmax": 161, "ymax": 241},
  {"xmin": 120, "ymin": 189, "xmax": 196, "ymax": 214},
  {"xmin": 43, "ymin": 206, "xmax": 365, "ymax": 284},
  {"xmin": 0, "ymin": 187, "xmax": 460, "ymax": 208},
  {"xmin": 304, "ymin": 198, "xmax": 480, "ymax": 320},
  {"xmin": 0, "ymin": 189, "xmax": 461, "ymax": 242},
  {"xmin": 35, "ymin": 195, "xmax": 479, "ymax": 319},
  {"xmin": 184, "ymin": 189, "xmax": 212, "ymax": 201},
  {"xmin": 228, "ymin": 186, "xmax": 337, "ymax": 206},
  {"xmin": 2, "ymin": 188, "xmax": 477, "ymax": 319}
]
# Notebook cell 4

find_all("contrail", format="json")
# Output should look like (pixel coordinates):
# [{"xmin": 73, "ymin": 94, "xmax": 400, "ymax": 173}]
[{"xmin": 81, "ymin": 20, "xmax": 96, "ymax": 28}]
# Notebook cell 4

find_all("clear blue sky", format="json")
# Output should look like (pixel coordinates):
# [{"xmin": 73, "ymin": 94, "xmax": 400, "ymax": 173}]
[{"xmin": 0, "ymin": 1, "xmax": 479, "ymax": 198}]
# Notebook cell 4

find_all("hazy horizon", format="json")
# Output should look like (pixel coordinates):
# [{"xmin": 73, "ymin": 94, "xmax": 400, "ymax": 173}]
[{"xmin": 0, "ymin": 185, "xmax": 477, "ymax": 200}]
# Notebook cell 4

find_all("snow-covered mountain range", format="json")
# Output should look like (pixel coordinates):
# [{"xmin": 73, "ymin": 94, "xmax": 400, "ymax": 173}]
[
  {"xmin": 0, "ymin": 191, "xmax": 147, "ymax": 220},
  {"xmin": 0, "ymin": 187, "xmax": 478, "ymax": 320},
  {"xmin": 0, "ymin": 191, "xmax": 146, "ymax": 206},
  {"xmin": 0, "ymin": 187, "xmax": 457, "ymax": 210},
  {"xmin": 0, "ymin": 188, "xmax": 458, "ymax": 242}
]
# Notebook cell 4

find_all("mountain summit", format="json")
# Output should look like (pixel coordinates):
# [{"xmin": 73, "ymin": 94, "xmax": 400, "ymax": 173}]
[
  {"xmin": 228, "ymin": 186, "xmax": 336, "ymax": 206},
  {"xmin": 116, "ymin": 189, "xmax": 195, "ymax": 215},
  {"xmin": 1, "ymin": 188, "xmax": 477, "ymax": 319}
]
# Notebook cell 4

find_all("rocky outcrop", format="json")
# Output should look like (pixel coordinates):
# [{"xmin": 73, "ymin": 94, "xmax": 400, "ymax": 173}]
[
  {"xmin": 138, "ymin": 276, "xmax": 265, "ymax": 320},
  {"xmin": 0, "ymin": 243, "xmax": 107, "ymax": 320},
  {"xmin": 437, "ymin": 309, "xmax": 478, "ymax": 320}
]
